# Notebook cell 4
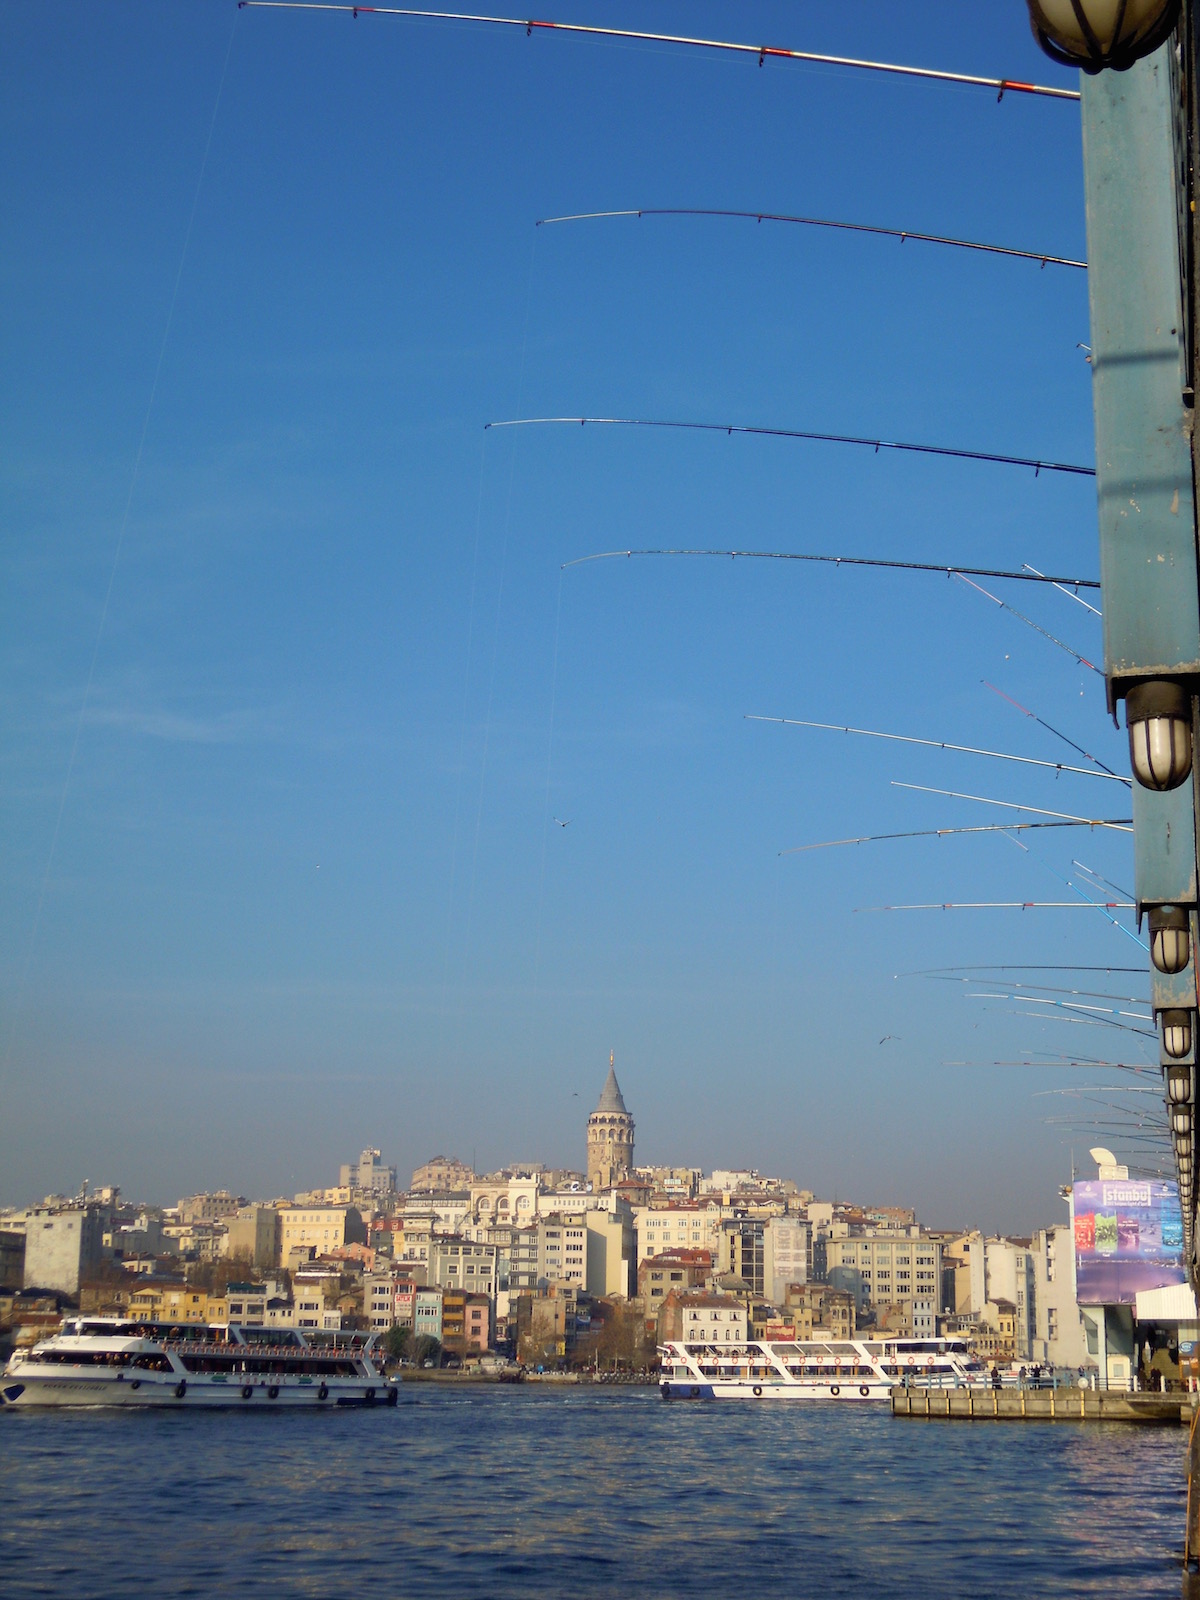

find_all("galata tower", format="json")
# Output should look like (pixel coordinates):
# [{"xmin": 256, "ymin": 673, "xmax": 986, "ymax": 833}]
[{"xmin": 587, "ymin": 1052, "xmax": 634, "ymax": 1192}]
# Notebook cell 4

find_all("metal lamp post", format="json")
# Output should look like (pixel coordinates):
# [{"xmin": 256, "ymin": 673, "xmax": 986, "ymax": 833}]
[{"xmin": 1029, "ymin": 0, "xmax": 1200, "ymax": 1272}]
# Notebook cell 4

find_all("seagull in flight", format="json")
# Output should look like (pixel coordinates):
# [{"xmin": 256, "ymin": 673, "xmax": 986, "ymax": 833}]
[
  {"xmin": 553, "ymin": 818, "xmax": 572, "ymax": 828},
  {"xmin": 879, "ymin": 1035, "xmax": 900, "ymax": 1045}
]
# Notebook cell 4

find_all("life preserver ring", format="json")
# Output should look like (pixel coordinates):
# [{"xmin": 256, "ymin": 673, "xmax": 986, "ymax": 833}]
[
  {"xmin": 752, "ymin": 1385, "xmax": 763, "ymax": 1397},
  {"xmin": 830, "ymin": 1384, "xmax": 841, "ymax": 1397},
  {"xmin": 317, "ymin": 1384, "xmax": 329, "ymax": 1401},
  {"xmin": 174, "ymin": 1381, "xmax": 187, "ymax": 1399},
  {"xmin": 906, "ymin": 1357, "xmax": 915, "ymax": 1366},
  {"xmin": 241, "ymin": 1385, "xmax": 254, "ymax": 1400},
  {"xmin": 927, "ymin": 1357, "xmax": 936, "ymax": 1367},
  {"xmin": 267, "ymin": 1385, "xmax": 280, "ymax": 1400},
  {"xmin": 859, "ymin": 1385, "xmax": 870, "ymax": 1397}
]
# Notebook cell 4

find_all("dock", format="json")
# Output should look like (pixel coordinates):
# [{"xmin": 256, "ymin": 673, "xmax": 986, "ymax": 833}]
[{"xmin": 891, "ymin": 1385, "xmax": 1191, "ymax": 1424}]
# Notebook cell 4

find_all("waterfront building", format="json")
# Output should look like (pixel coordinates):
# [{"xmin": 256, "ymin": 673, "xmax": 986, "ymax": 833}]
[
  {"xmin": 442, "ymin": 1289, "xmax": 491, "ymax": 1356},
  {"xmin": 410, "ymin": 1156, "xmax": 476, "ymax": 1193},
  {"xmin": 1029, "ymin": 1224, "xmax": 1090, "ymax": 1368},
  {"xmin": 586, "ymin": 1056, "xmax": 634, "ymax": 1192},
  {"xmin": 514, "ymin": 1285, "xmax": 576, "ymax": 1362},
  {"xmin": 537, "ymin": 1217, "xmax": 587, "ymax": 1289},
  {"xmin": 656, "ymin": 1289, "xmax": 748, "ymax": 1346},
  {"xmin": 414, "ymin": 1285, "xmax": 444, "ymax": 1343}
]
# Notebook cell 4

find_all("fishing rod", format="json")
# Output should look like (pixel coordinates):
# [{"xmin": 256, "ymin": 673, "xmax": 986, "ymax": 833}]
[
  {"xmin": 967, "ymin": 991, "xmax": 1152, "ymax": 1023},
  {"xmin": 779, "ymin": 820, "xmax": 1125, "ymax": 856},
  {"xmin": 981, "ymin": 681, "xmax": 1116, "ymax": 775},
  {"xmin": 1022, "ymin": 562, "xmax": 1102, "ymax": 617},
  {"xmin": 536, "ymin": 208, "xmax": 1087, "ymax": 271},
  {"xmin": 488, "ymin": 417, "xmax": 1096, "ymax": 479},
  {"xmin": 953, "ymin": 573, "xmax": 1102, "ymax": 673},
  {"xmin": 939, "ymin": 978, "xmax": 1150, "ymax": 1003},
  {"xmin": 899, "ymin": 964, "xmax": 1146, "ymax": 975},
  {"xmin": 746, "ymin": 715, "xmax": 1132, "ymax": 783},
  {"xmin": 1072, "ymin": 859, "xmax": 1133, "ymax": 902},
  {"xmin": 237, "ymin": 4, "xmax": 1081, "ymax": 102},
  {"xmin": 888, "ymin": 782, "xmax": 1132, "ymax": 828},
  {"xmin": 857, "ymin": 899, "xmax": 1134, "ymax": 910},
  {"xmin": 561, "ymin": 547, "xmax": 1101, "ymax": 589}
]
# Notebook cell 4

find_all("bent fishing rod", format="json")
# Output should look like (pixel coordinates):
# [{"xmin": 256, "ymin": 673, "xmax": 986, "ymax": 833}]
[
  {"xmin": 562, "ymin": 548, "xmax": 1101, "ymax": 590},
  {"xmin": 537, "ymin": 209, "xmax": 1085, "ymax": 271},
  {"xmin": 237, "ymin": 4, "xmax": 1080, "ymax": 102},
  {"xmin": 488, "ymin": 417, "xmax": 1095, "ymax": 479}
]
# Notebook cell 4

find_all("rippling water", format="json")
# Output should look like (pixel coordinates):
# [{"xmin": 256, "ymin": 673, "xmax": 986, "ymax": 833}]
[{"xmin": 0, "ymin": 1387, "xmax": 1188, "ymax": 1598}]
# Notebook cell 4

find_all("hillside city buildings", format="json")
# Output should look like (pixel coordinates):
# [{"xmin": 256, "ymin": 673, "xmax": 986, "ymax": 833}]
[{"xmin": 0, "ymin": 1064, "xmax": 1190, "ymax": 1385}]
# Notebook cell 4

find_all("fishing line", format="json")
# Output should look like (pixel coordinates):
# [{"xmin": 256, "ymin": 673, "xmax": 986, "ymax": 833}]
[
  {"xmin": 981, "ymin": 681, "xmax": 1116, "ymax": 775},
  {"xmin": 3, "ymin": 10, "xmax": 240, "ymax": 1068},
  {"xmin": 954, "ymin": 573, "xmax": 1102, "ymax": 673}
]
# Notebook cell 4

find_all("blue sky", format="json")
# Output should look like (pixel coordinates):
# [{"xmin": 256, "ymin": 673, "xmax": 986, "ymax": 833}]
[{"xmin": 1, "ymin": 2, "xmax": 1146, "ymax": 1227}]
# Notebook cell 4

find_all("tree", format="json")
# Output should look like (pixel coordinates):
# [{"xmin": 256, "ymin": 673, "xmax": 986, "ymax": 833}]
[
  {"xmin": 383, "ymin": 1323, "xmax": 411, "ymax": 1362},
  {"xmin": 412, "ymin": 1334, "xmax": 442, "ymax": 1366}
]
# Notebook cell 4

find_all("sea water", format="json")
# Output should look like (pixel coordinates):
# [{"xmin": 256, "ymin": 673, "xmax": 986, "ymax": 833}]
[{"xmin": 0, "ymin": 1386, "xmax": 1187, "ymax": 1598}]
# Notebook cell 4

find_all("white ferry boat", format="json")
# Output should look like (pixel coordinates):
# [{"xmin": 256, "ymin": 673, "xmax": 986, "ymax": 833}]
[
  {"xmin": 1, "ymin": 1318, "xmax": 398, "ymax": 1409},
  {"xmin": 659, "ymin": 1335, "xmax": 988, "ymax": 1401}
]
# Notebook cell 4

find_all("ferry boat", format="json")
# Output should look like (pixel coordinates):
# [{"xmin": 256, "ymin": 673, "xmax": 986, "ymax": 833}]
[
  {"xmin": 659, "ymin": 1335, "xmax": 988, "ymax": 1401},
  {"xmin": 0, "ymin": 1318, "xmax": 398, "ymax": 1409}
]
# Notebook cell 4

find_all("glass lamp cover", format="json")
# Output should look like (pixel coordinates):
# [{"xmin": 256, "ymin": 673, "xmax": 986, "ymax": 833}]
[{"xmin": 1028, "ymin": 0, "xmax": 1180, "ymax": 67}]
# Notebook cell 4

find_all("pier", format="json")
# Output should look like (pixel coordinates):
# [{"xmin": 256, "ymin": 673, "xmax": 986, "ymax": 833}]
[{"xmin": 891, "ymin": 1386, "xmax": 1191, "ymax": 1425}]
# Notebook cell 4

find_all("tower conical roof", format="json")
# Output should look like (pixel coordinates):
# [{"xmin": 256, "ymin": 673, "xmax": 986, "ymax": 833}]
[{"xmin": 593, "ymin": 1058, "xmax": 628, "ymax": 1115}]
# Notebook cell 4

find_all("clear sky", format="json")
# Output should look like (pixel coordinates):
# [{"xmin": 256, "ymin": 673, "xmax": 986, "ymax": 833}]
[{"xmin": 1, "ymin": 2, "xmax": 1148, "ymax": 1229}]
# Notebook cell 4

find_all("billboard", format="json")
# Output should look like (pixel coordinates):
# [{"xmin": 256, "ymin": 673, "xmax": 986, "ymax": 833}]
[{"xmin": 1073, "ymin": 1179, "xmax": 1185, "ymax": 1305}]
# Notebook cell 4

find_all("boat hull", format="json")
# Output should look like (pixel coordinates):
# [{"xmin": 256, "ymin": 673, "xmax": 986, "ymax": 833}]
[
  {"xmin": 661, "ymin": 1378, "xmax": 892, "ymax": 1401},
  {"xmin": 1, "ymin": 1372, "xmax": 398, "ymax": 1409}
]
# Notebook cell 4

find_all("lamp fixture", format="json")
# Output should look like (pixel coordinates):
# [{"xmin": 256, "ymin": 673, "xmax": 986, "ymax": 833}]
[
  {"xmin": 1166, "ymin": 1063, "xmax": 1194, "ymax": 1104},
  {"xmin": 1026, "ymin": 0, "xmax": 1181, "ymax": 71},
  {"xmin": 1162, "ymin": 1009, "xmax": 1195, "ymax": 1059},
  {"xmin": 1126, "ymin": 681, "xmax": 1193, "ymax": 791},
  {"xmin": 1150, "ymin": 906, "xmax": 1192, "ymax": 974},
  {"xmin": 1172, "ymin": 1106, "xmax": 1192, "ymax": 1135}
]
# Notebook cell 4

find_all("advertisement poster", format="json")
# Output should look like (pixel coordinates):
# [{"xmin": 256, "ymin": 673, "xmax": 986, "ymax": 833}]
[{"xmin": 1073, "ymin": 1179, "xmax": 1185, "ymax": 1304}]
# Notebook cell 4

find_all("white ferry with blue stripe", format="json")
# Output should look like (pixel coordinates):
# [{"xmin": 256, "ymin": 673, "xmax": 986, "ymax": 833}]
[
  {"xmin": 1, "ymin": 1318, "xmax": 398, "ymax": 1408},
  {"xmin": 659, "ymin": 1335, "xmax": 986, "ymax": 1401}
]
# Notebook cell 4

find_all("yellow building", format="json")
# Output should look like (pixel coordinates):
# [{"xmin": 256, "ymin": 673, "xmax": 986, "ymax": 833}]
[
  {"xmin": 127, "ymin": 1284, "xmax": 228, "ymax": 1325},
  {"xmin": 277, "ymin": 1205, "xmax": 367, "ymax": 1263}
]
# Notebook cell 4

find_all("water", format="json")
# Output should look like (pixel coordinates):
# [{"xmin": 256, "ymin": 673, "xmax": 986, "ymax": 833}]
[{"xmin": 0, "ymin": 1387, "xmax": 1189, "ymax": 1598}]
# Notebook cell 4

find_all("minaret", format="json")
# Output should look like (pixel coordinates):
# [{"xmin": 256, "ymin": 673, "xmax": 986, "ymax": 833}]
[{"xmin": 587, "ymin": 1051, "xmax": 635, "ymax": 1192}]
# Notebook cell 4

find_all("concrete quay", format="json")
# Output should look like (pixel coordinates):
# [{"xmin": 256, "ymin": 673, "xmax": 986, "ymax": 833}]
[{"xmin": 892, "ymin": 1386, "xmax": 1190, "ymax": 1425}]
